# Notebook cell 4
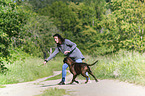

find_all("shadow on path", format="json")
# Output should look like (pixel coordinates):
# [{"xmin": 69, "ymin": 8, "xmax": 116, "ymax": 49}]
[{"xmin": 40, "ymin": 83, "xmax": 77, "ymax": 87}]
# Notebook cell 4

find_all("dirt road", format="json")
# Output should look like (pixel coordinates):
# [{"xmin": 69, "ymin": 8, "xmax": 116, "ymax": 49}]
[{"xmin": 0, "ymin": 71, "xmax": 145, "ymax": 96}]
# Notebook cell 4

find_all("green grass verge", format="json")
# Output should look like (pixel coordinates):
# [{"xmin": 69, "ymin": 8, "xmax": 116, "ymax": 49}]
[
  {"xmin": 0, "ymin": 85, "xmax": 6, "ymax": 88},
  {"xmin": 36, "ymin": 88, "xmax": 70, "ymax": 96},
  {"xmin": 0, "ymin": 56, "xmax": 64, "ymax": 84},
  {"xmin": 76, "ymin": 50, "xmax": 145, "ymax": 86},
  {"xmin": 92, "ymin": 50, "xmax": 145, "ymax": 85},
  {"xmin": 1, "ymin": 49, "xmax": 145, "ymax": 87},
  {"xmin": 45, "ymin": 73, "xmax": 62, "ymax": 81},
  {"xmin": 45, "ymin": 72, "xmax": 70, "ymax": 81}
]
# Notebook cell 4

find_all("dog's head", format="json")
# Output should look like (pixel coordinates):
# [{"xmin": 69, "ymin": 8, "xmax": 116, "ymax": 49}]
[{"xmin": 63, "ymin": 57, "xmax": 75, "ymax": 65}]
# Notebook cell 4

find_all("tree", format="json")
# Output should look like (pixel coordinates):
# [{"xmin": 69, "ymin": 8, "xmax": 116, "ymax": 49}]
[
  {"xmin": 39, "ymin": 1, "xmax": 79, "ymax": 40},
  {"xmin": 22, "ymin": 15, "xmax": 59, "ymax": 57},
  {"xmin": 23, "ymin": 0, "xmax": 73, "ymax": 12},
  {"xmin": 39, "ymin": 1, "xmax": 106, "ymax": 55},
  {"xmin": 0, "ymin": 1, "xmax": 27, "ymax": 73},
  {"xmin": 98, "ymin": 0, "xmax": 145, "ymax": 54}
]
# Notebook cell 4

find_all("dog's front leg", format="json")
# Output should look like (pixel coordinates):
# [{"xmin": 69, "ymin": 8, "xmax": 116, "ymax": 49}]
[
  {"xmin": 70, "ymin": 75, "xmax": 77, "ymax": 84},
  {"xmin": 74, "ymin": 80, "xmax": 79, "ymax": 84}
]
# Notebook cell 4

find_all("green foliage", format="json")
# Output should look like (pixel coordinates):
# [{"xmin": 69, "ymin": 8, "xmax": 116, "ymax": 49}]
[
  {"xmin": 42, "ymin": 1, "xmax": 78, "ymax": 33},
  {"xmin": 63, "ymin": 0, "xmax": 145, "ymax": 56},
  {"xmin": 39, "ymin": 1, "xmax": 103, "ymax": 48},
  {"xmin": 24, "ymin": 0, "xmax": 79, "ymax": 12},
  {"xmin": 95, "ymin": 0, "xmax": 145, "ymax": 55},
  {"xmin": 70, "ymin": 1, "xmax": 106, "ymax": 55},
  {"xmin": 7, "ymin": 2, "xmax": 60, "ymax": 57},
  {"xmin": 0, "ymin": 1, "xmax": 27, "ymax": 73},
  {"xmin": 22, "ymin": 14, "xmax": 59, "ymax": 57},
  {"xmin": 0, "ymin": 61, "xmax": 8, "ymax": 74},
  {"xmin": 1, "ymin": 0, "xmax": 145, "ymax": 74}
]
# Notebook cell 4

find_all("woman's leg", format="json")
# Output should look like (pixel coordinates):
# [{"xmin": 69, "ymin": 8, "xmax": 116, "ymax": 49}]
[
  {"xmin": 61, "ymin": 63, "xmax": 68, "ymax": 82},
  {"xmin": 58, "ymin": 63, "xmax": 68, "ymax": 85}
]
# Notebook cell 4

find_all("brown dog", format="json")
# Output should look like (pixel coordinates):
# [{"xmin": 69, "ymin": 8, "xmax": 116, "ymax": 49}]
[{"xmin": 63, "ymin": 57, "xmax": 98, "ymax": 84}]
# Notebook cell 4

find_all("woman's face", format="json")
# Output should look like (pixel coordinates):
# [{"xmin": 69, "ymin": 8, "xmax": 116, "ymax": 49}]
[{"xmin": 54, "ymin": 36, "xmax": 59, "ymax": 44}]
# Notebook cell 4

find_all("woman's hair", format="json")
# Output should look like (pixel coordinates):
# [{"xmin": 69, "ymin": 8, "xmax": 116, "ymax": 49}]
[{"xmin": 53, "ymin": 34, "xmax": 65, "ymax": 46}]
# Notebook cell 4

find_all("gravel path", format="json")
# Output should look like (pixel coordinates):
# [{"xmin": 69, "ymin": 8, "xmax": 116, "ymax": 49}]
[{"xmin": 0, "ymin": 71, "xmax": 145, "ymax": 96}]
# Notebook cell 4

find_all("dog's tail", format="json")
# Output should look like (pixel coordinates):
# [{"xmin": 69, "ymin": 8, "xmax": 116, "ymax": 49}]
[{"xmin": 88, "ymin": 60, "xmax": 98, "ymax": 66}]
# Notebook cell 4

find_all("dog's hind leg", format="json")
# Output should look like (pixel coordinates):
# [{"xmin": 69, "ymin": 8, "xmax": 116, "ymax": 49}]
[
  {"xmin": 81, "ymin": 72, "xmax": 89, "ymax": 83},
  {"xmin": 88, "ymin": 71, "xmax": 98, "ymax": 82}
]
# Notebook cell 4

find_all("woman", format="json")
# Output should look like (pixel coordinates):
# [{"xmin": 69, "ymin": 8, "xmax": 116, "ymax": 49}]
[{"xmin": 43, "ymin": 34, "xmax": 90, "ymax": 85}]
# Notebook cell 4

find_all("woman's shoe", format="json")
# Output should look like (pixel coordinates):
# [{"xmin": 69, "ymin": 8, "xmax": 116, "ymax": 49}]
[{"xmin": 58, "ymin": 81, "xmax": 65, "ymax": 85}]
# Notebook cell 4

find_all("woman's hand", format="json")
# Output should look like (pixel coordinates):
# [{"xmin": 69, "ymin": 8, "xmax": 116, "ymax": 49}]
[
  {"xmin": 43, "ymin": 61, "xmax": 47, "ymax": 65},
  {"xmin": 64, "ymin": 51, "xmax": 70, "ymax": 55}
]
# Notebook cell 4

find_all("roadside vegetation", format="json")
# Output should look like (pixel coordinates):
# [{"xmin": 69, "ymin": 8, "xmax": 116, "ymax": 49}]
[
  {"xmin": 1, "ymin": 50, "xmax": 145, "ymax": 86},
  {"xmin": 0, "ymin": 49, "xmax": 63, "ymax": 84},
  {"xmin": 0, "ymin": 85, "xmax": 6, "ymax": 88},
  {"xmin": 86, "ymin": 50, "xmax": 145, "ymax": 86}
]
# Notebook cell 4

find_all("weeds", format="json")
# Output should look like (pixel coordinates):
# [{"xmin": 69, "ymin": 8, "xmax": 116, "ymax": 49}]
[
  {"xmin": 0, "ymin": 57, "xmax": 63, "ymax": 84},
  {"xmin": 36, "ymin": 87, "xmax": 69, "ymax": 96},
  {"xmin": 92, "ymin": 50, "xmax": 145, "ymax": 85}
]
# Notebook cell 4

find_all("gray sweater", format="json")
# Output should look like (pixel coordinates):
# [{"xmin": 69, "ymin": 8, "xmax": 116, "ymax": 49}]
[{"xmin": 46, "ymin": 39, "xmax": 85, "ymax": 61}]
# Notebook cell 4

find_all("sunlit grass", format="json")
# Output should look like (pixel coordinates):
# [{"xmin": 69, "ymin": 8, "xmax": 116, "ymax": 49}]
[
  {"xmin": 0, "ymin": 85, "xmax": 6, "ymax": 88},
  {"xmin": 93, "ymin": 50, "xmax": 145, "ymax": 85},
  {"xmin": 36, "ymin": 87, "xmax": 69, "ymax": 96},
  {"xmin": 0, "ymin": 56, "xmax": 64, "ymax": 84},
  {"xmin": 45, "ymin": 72, "xmax": 70, "ymax": 81},
  {"xmin": 76, "ymin": 50, "xmax": 145, "ymax": 86}
]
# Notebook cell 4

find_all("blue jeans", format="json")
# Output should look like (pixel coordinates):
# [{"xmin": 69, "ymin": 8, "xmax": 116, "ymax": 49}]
[{"xmin": 61, "ymin": 59, "xmax": 90, "ymax": 82}]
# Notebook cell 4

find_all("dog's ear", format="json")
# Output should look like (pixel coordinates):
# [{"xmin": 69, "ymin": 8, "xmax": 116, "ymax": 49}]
[{"xmin": 63, "ymin": 57, "xmax": 67, "ymax": 63}]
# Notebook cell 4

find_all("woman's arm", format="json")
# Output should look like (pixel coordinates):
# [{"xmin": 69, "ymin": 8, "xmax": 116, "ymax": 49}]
[
  {"xmin": 65, "ymin": 39, "xmax": 77, "ymax": 52},
  {"xmin": 45, "ymin": 47, "xmax": 60, "ymax": 62}
]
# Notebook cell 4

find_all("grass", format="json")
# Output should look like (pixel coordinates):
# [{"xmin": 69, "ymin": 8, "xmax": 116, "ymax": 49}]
[
  {"xmin": 45, "ymin": 72, "xmax": 70, "ymax": 81},
  {"xmin": 91, "ymin": 50, "xmax": 145, "ymax": 85},
  {"xmin": 75, "ymin": 50, "xmax": 145, "ymax": 86},
  {"xmin": 45, "ymin": 72, "xmax": 62, "ymax": 81},
  {"xmin": 0, "ymin": 85, "xmax": 6, "ymax": 88},
  {"xmin": 0, "ymin": 56, "xmax": 64, "ymax": 84},
  {"xmin": 36, "ymin": 87, "xmax": 70, "ymax": 96},
  {"xmin": 1, "ymin": 49, "xmax": 145, "ymax": 96}
]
